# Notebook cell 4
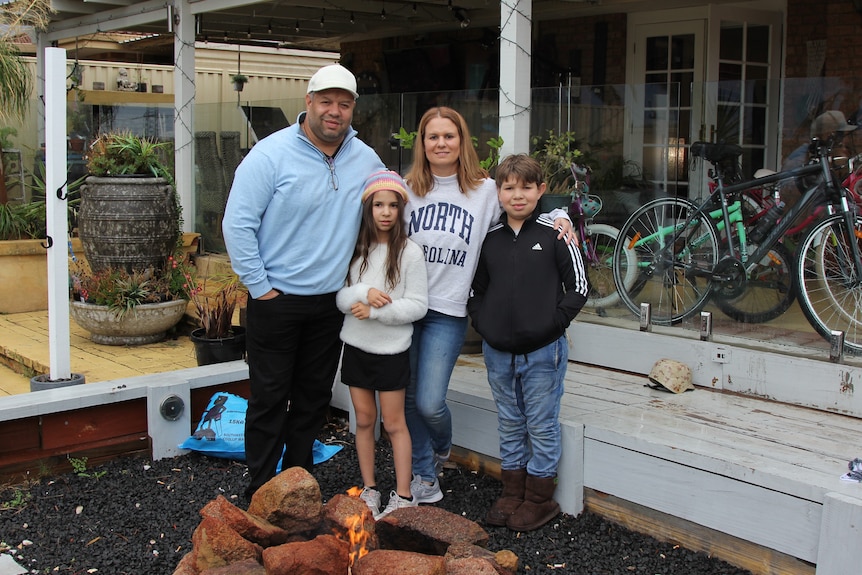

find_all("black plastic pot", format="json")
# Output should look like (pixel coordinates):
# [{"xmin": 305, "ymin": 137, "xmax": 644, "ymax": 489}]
[{"xmin": 190, "ymin": 326, "xmax": 246, "ymax": 366}]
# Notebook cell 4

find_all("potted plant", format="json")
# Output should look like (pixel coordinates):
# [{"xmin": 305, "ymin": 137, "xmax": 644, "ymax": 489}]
[
  {"xmin": 230, "ymin": 74, "xmax": 248, "ymax": 92},
  {"xmin": 531, "ymin": 130, "xmax": 584, "ymax": 212},
  {"xmin": 69, "ymin": 252, "xmax": 192, "ymax": 345},
  {"xmin": 79, "ymin": 131, "xmax": 179, "ymax": 272},
  {"xmin": 0, "ymin": 163, "xmax": 85, "ymax": 314},
  {"xmin": 187, "ymin": 273, "xmax": 247, "ymax": 365}
]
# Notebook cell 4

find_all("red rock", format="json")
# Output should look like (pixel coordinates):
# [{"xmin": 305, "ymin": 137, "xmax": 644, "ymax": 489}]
[
  {"xmin": 248, "ymin": 467, "xmax": 322, "ymax": 534},
  {"xmin": 376, "ymin": 506, "xmax": 489, "ymax": 555},
  {"xmin": 352, "ymin": 549, "xmax": 446, "ymax": 575},
  {"xmin": 321, "ymin": 493, "xmax": 378, "ymax": 550},
  {"xmin": 192, "ymin": 516, "xmax": 262, "ymax": 571},
  {"xmin": 446, "ymin": 557, "xmax": 500, "ymax": 574},
  {"xmin": 200, "ymin": 558, "xmax": 265, "ymax": 574},
  {"xmin": 201, "ymin": 495, "xmax": 292, "ymax": 546},
  {"xmin": 172, "ymin": 552, "xmax": 198, "ymax": 575},
  {"xmin": 262, "ymin": 533, "xmax": 349, "ymax": 575}
]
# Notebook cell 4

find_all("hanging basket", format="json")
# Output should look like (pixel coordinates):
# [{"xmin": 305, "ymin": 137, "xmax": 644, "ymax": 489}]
[{"xmin": 232, "ymin": 81, "xmax": 245, "ymax": 92}]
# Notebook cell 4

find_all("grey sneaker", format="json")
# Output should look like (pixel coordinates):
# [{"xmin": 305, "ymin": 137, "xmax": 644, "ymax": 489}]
[
  {"xmin": 410, "ymin": 473, "xmax": 443, "ymax": 504},
  {"xmin": 359, "ymin": 486, "xmax": 381, "ymax": 516},
  {"xmin": 375, "ymin": 490, "xmax": 418, "ymax": 520}
]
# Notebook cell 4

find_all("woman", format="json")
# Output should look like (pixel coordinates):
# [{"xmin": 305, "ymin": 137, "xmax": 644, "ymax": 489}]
[{"xmin": 403, "ymin": 107, "xmax": 573, "ymax": 503}]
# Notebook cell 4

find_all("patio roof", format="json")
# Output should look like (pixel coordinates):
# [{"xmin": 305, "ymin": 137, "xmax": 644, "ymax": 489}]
[{"xmin": 44, "ymin": 0, "xmax": 710, "ymax": 56}]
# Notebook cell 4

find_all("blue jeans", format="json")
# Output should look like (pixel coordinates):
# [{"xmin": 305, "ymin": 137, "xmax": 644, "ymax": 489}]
[
  {"xmin": 406, "ymin": 310, "xmax": 468, "ymax": 482},
  {"xmin": 483, "ymin": 334, "xmax": 567, "ymax": 478}
]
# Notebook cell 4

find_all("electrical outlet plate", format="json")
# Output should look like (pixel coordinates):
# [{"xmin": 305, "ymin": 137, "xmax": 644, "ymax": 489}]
[{"xmin": 713, "ymin": 346, "xmax": 730, "ymax": 363}]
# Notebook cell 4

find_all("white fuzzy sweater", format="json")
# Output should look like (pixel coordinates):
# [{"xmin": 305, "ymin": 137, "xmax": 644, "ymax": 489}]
[{"xmin": 336, "ymin": 240, "xmax": 428, "ymax": 355}]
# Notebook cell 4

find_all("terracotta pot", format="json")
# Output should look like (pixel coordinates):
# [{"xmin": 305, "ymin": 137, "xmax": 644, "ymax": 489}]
[{"xmin": 70, "ymin": 299, "xmax": 187, "ymax": 345}]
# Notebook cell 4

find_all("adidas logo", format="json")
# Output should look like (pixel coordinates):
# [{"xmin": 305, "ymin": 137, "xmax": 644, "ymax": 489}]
[{"xmin": 531, "ymin": 243, "xmax": 543, "ymax": 251}]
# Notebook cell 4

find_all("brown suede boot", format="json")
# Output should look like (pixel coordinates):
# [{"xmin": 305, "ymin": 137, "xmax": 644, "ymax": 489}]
[
  {"xmin": 486, "ymin": 468, "xmax": 527, "ymax": 526},
  {"xmin": 506, "ymin": 475, "xmax": 560, "ymax": 531}
]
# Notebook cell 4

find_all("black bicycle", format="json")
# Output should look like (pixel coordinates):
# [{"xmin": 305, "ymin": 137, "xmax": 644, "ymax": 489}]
[{"xmin": 611, "ymin": 134, "xmax": 862, "ymax": 353}]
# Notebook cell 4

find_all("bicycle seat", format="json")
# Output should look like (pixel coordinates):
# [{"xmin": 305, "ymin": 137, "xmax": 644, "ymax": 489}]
[
  {"xmin": 754, "ymin": 168, "xmax": 776, "ymax": 178},
  {"xmin": 690, "ymin": 141, "xmax": 744, "ymax": 165}
]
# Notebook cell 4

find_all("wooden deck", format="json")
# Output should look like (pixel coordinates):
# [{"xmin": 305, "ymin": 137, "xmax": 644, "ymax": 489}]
[{"xmin": 332, "ymin": 353, "xmax": 862, "ymax": 575}]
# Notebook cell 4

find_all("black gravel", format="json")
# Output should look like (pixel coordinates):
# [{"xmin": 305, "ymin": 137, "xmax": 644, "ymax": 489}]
[{"xmin": 0, "ymin": 415, "xmax": 751, "ymax": 575}]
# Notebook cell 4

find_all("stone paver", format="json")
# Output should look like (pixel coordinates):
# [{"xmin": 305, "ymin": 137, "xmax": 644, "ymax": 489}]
[{"xmin": 0, "ymin": 310, "xmax": 198, "ymax": 396}]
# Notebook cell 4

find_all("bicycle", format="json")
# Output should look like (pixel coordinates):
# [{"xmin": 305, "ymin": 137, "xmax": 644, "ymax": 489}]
[
  {"xmin": 611, "ymin": 134, "xmax": 862, "ymax": 354},
  {"xmin": 697, "ymin": 147, "xmax": 797, "ymax": 323},
  {"xmin": 567, "ymin": 164, "xmax": 637, "ymax": 311}
]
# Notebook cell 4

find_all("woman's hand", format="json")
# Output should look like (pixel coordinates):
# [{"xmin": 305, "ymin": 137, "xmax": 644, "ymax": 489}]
[
  {"xmin": 554, "ymin": 217, "xmax": 579, "ymax": 247},
  {"xmin": 367, "ymin": 288, "xmax": 392, "ymax": 308}
]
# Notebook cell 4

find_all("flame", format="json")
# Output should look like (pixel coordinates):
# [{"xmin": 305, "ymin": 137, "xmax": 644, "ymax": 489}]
[
  {"xmin": 346, "ymin": 513, "xmax": 370, "ymax": 567},
  {"xmin": 340, "ymin": 488, "xmax": 370, "ymax": 569}
]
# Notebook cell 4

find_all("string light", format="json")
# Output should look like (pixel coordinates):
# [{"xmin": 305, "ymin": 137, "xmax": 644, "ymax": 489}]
[
  {"xmin": 320, "ymin": 9, "xmax": 325, "ymax": 27},
  {"xmin": 246, "ymin": 27, "xmax": 251, "ymax": 38},
  {"xmin": 350, "ymin": 11, "xmax": 355, "ymax": 23},
  {"xmin": 295, "ymin": 20, "xmax": 300, "ymax": 32},
  {"xmin": 412, "ymin": 2, "xmax": 418, "ymax": 13},
  {"xmin": 448, "ymin": 0, "xmax": 453, "ymax": 10},
  {"xmin": 380, "ymin": 2, "xmax": 386, "ymax": 20},
  {"xmin": 267, "ymin": 21, "xmax": 272, "ymax": 34}
]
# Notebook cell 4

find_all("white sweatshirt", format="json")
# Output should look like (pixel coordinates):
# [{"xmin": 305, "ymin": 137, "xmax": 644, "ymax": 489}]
[
  {"xmin": 404, "ymin": 175, "xmax": 501, "ymax": 317},
  {"xmin": 336, "ymin": 240, "xmax": 428, "ymax": 355}
]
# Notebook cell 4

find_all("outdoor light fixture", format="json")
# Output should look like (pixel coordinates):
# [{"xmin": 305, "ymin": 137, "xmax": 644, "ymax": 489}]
[
  {"xmin": 320, "ymin": 10, "xmax": 325, "ymax": 27},
  {"xmin": 159, "ymin": 394, "xmax": 185, "ymax": 421},
  {"xmin": 350, "ymin": 11, "xmax": 355, "ymax": 23},
  {"xmin": 455, "ymin": 8, "xmax": 470, "ymax": 28},
  {"xmin": 381, "ymin": 1, "xmax": 387, "ymax": 19},
  {"xmin": 295, "ymin": 20, "xmax": 300, "ymax": 31}
]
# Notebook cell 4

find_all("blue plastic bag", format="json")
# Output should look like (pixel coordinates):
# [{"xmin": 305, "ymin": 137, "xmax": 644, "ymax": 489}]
[{"xmin": 179, "ymin": 392, "xmax": 342, "ymax": 465}]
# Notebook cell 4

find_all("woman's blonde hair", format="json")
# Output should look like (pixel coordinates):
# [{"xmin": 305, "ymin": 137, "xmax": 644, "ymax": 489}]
[{"xmin": 404, "ymin": 106, "xmax": 488, "ymax": 197}]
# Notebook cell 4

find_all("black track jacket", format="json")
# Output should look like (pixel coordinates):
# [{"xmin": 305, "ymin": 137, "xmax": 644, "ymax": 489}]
[{"xmin": 468, "ymin": 212, "xmax": 589, "ymax": 355}]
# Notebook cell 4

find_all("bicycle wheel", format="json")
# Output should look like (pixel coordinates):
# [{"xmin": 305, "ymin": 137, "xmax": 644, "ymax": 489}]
[
  {"xmin": 714, "ymin": 242, "xmax": 795, "ymax": 323},
  {"xmin": 612, "ymin": 197, "xmax": 720, "ymax": 325},
  {"xmin": 582, "ymin": 223, "xmax": 637, "ymax": 311},
  {"xmin": 796, "ymin": 213, "xmax": 862, "ymax": 354}
]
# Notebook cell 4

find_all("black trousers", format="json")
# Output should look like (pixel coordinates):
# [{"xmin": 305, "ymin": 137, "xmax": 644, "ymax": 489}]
[{"xmin": 244, "ymin": 292, "xmax": 344, "ymax": 493}]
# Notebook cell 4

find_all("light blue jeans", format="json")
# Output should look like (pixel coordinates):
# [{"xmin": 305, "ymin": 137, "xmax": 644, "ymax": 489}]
[
  {"xmin": 406, "ymin": 310, "xmax": 468, "ymax": 483},
  {"xmin": 483, "ymin": 334, "xmax": 567, "ymax": 478}
]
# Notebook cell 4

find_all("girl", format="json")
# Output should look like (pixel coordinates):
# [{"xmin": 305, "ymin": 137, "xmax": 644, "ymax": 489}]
[
  {"xmin": 336, "ymin": 170, "xmax": 429, "ymax": 520},
  {"xmin": 403, "ymin": 107, "xmax": 574, "ymax": 503}
]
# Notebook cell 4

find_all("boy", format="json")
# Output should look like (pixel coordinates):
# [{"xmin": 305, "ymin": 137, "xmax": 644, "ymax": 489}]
[{"xmin": 467, "ymin": 154, "xmax": 589, "ymax": 531}]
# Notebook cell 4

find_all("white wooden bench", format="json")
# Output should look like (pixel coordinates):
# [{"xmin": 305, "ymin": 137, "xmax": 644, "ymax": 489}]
[{"xmin": 410, "ymin": 354, "xmax": 862, "ymax": 575}]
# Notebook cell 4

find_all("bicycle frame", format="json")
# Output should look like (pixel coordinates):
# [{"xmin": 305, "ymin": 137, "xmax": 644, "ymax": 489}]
[
  {"xmin": 628, "ymin": 200, "xmax": 747, "ymax": 270},
  {"xmin": 687, "ymin": 139, "xmax": 862, "ymax": 283}
]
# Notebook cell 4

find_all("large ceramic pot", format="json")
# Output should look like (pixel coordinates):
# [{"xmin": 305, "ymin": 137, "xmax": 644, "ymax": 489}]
[
  {"xmin": 78, "ymin": 175, "xmax": 178, "ymax": 271},
  {"xmin": 190, "ymin": 326, "xmax": 246, "ymax": 365},
  {"xmin": 70, "ymin": 299, "xmax": 187, "ymax": 345}
]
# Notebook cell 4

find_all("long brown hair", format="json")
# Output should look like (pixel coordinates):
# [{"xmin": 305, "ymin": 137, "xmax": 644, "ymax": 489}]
[
  {"xmin": 349, "ymin": 191, "xmax": 409, "ymax": 291},
  {"xmin": 404, "ymin": 106, "xmax": 488, "ymax": 197}
]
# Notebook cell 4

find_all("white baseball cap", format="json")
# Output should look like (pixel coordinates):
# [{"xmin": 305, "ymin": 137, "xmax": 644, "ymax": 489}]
[{"xmin": 307, "ymin": 64, "xmax": 359, "ymax": 99}]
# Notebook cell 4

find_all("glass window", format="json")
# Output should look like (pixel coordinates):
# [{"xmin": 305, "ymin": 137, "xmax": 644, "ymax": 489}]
[
  {"xmin": 644, "ymin": 110, "xmax": 668, "ymax": 144},
  {"xmin": 747, "ymin": 25, "xmax": 770, "ymax": 63},
  {"xmin": 671, "ymin": 34, "xmax": 695, "ymax": 69},
  {"xmin": 646, "ymin": 37, "xmax": 669, "ymax": 71},
  {"xmin": 720, "ymin": 24, "xmax": 743, "ymax": 60}
]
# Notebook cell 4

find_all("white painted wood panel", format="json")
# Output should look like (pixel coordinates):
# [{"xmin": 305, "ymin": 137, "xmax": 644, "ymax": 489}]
[{"xmin": 583, "ymin": 439, "xmax": 822, "ymax": 561}]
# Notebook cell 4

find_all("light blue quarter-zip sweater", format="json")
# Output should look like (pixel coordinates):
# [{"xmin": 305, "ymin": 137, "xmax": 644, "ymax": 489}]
[{"xmin": 222, "ymin": 112, "xmax": 385, "ymax": 299}]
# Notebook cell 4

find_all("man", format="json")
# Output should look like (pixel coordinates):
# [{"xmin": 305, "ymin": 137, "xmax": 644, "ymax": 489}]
[{"xmin": 222, "ymin": 63, "xmax": 385, "ymax": 497}]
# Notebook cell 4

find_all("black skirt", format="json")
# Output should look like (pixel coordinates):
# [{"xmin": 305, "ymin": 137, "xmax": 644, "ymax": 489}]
[{"xmin": 341, "ymin": 344, "xmax": 410, "ymax": 391}]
